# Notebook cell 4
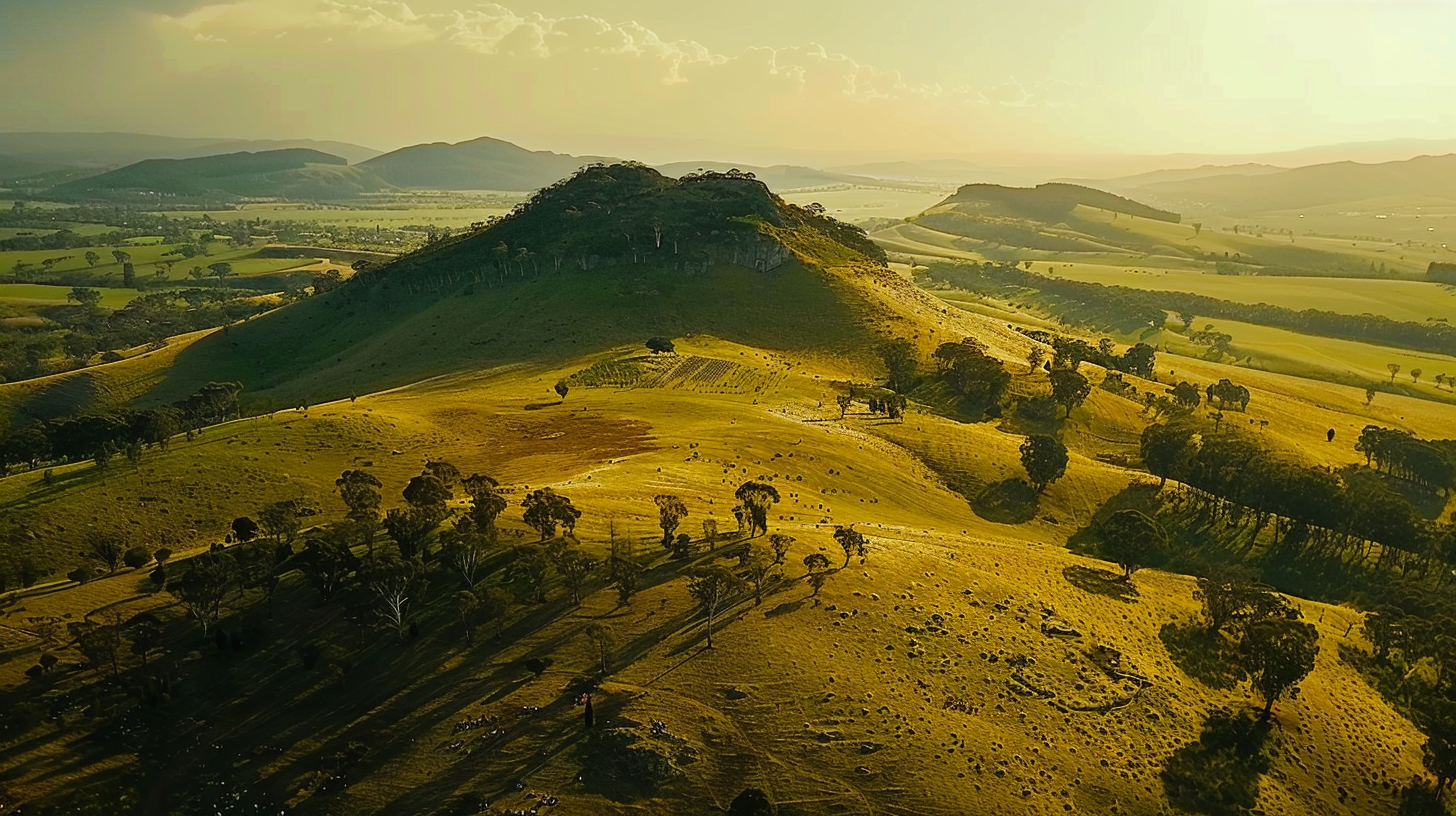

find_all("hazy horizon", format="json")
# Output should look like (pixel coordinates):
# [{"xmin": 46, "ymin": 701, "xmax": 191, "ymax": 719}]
[{"xmin": 1, "ymin": 0, "xmax": 1454, "ymax": 166}]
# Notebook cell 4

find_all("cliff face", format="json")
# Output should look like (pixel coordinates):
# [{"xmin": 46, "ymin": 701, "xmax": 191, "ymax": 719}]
[{"xmin": 568, "ymin": 231, "xmax": 791, "ymax": 274}]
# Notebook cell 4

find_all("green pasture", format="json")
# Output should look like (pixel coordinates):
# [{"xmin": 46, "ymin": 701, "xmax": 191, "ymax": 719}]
[
  {"xmin": 1043, "ymin": 262, "xmax": 1456, "ymax": 323},
  {"xmin": 1, "ymin": 243, "xmax": 309, "ymax": 285},
  {"xmin": 1148, "ymin": 316, "xmax": 1456, "ymax": 398},
  {"xmin": 0, "ymin": 283, "xmax": 142, "ymax": 309},
  {"xmin": 171, "ymin": 201, "xmax": 522, "ymax": 230}
]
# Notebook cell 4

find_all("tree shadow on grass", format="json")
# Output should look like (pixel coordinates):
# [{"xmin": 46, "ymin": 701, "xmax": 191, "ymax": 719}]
[
  {"xmin": 764, "ymin": 598, "xmax": 807, "ymax": 618},
  {"xmin": 1061, "ymin": 565, "xmax": 1139, "ymax": 603},
  {"xmin": 1159, "ymin": 622, "xmax": 1246, "ymax": 690},
  {"xmin": 971, "ymin": 478, "xmax": 1040, "ymax": 525},
  {"xmin": 1161, "ymin": 708, "xmax": 1271, "ymax": 816},
  {"xmin": 1066, "ymin": 481, "xmax": 1164, "ymax": 556}
]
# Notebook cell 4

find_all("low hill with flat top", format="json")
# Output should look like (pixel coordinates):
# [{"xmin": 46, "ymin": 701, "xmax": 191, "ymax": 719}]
[{"xmin": 941, "ymin": 182, "xmax": 1182, "ymax": 224}]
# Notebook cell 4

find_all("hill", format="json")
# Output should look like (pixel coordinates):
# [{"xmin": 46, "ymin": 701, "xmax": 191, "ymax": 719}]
[
  {"xmin": 136, "ymin": 162, "xmax": 998, "ymax": 412},
  {"xmin": 941, "ymin": 182, "xmax": 1182, "ymax": 224},
  {"xmin": 892, "ymin": 182, "xmax": 1197, "ymax": 261},
  {"xmin": 1132, "ymin": 153, "xmax": 1456, "ymax": 214},
  {"xmin": 44, "ymin": 149, "xmax": 392, "ymax": 203},
  {"xmin": 0, "ymin": 131, "xmax": 382, "ymax": 168},
  {"xmin": 0, "ymin": 154, "xmax": 61, "ymax": 183},
  {"xmin": 359, "ymin": 136, "xmax": 615, "ymax": 192},
  {"xmin": 0, "ymin": 334, "xmax": 1448, "ymax": 815},
  {"xmin": 881, "ymin": 179, "xmax": 1438, "ymax": 280}
]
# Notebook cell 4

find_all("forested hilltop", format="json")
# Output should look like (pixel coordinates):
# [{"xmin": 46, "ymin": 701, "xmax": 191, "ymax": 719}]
[{"xmin": 384, "ymin": 162, "xmax": 887, "ymax": 282}]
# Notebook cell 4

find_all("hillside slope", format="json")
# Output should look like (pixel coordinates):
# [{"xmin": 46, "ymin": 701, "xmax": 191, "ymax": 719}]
[{"xmin": 0, "ymin": 341, "xmax": 1438, "ymax": 816}]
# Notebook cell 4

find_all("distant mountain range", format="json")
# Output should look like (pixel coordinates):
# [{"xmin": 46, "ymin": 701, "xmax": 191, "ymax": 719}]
[
  {"xmin": 9, "ymin": 131, "xmax": 1456, "ymax": 213},
  {"xmin": 360, "ymin": 138, "xmax": 885, "ymax": 192},
  {"xmin": 0, "ymin": 132, "xmax": 381, "ymax": 173},
  {"xmin": 46, "ymin": 149, "xmax": 391, "ymax": 202},
  {"xmin": 1118, "ymin": 153, "xmax": 1456, "ymax": 214}
]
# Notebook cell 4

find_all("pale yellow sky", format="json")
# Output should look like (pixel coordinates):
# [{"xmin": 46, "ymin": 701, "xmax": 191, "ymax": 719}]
[{"xmin": 0, "ymin": 0, "xmax": 1452, "ymax": 162}]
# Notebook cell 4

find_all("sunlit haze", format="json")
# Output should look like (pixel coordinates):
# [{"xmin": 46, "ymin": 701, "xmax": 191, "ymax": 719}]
[{"xmin": 1, "ymin": 0, "xmax": 1453, "ymax": 162}]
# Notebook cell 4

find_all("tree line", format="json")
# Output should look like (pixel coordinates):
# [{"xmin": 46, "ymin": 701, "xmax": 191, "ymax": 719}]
[
  {"xmin": 0, "ymin": 288, "xmax": 269, "ymax": 384},
  {"xmin": 929, "ymin": 261, "xmax": 1456, "ymax": 359},
  {"xmin": 1141, "ymin": 421, "xmax": 1455, "ymax": 580},
  {"xmin": 0, "ymin": 381, "xmax": 242, "ymax": 473}
]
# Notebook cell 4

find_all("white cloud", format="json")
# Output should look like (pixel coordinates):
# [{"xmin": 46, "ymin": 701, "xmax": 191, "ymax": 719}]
[
  {"xmin": 162, "ymin": 0, "xmax": 437, "ymax": 47},
  {"xmin": 144, "ymin": 0, "xmax": 1083, "ymax": 156},
  {"xmin": 156, "ymin": 0, "xmax": 1041, "ymax": 105}
]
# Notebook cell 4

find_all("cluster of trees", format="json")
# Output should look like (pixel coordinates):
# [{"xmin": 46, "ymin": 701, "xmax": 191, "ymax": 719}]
[
  {"xmin": 0, "ymin": 382, "xmax": 241, "ymax": 472},
  {"xmin": 1206, "ymin": 379, "xmax": 1252, "ymax": 411},
  {"xmin": 1193, "ymin": 573, "xmax": 1319, "ymax": 719},
  {"xmin": 150, "ymin": 461, "xmax": 517, "ymax": 639},
  {"xmin": 1356, "ymin": 426, "xmax": 1456, "ymax": 494},
  {"xmin": 933, "ymin": 262, "xmax": 1456, "ymax": 359},
  {"xmin": 1141, "ymin": 421, "xmax": 1456, "ymax": 580},
  {"xmin": 929, "ymin": 338, "xmax": 1012, "ymax": 418},
  {"xmin": 1019, "ymin": 332, "xmax": 1157, "ymax": 380}
]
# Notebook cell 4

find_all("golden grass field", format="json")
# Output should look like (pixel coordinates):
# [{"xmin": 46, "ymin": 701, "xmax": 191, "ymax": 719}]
[{"xmin": 1, "ymin": 320, "xmax": 1450, "ymax": 814}]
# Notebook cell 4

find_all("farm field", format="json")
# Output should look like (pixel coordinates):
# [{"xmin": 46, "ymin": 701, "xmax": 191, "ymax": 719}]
[
  {"xmin": 0, "ymin": 224, "xmax": 113, "ymax": 240},
  {"xmin": 0, "ymin": 283, "xmax": 142, "ymax": 309},
  {"xmin": 1044, "ymin": 262, "xmax": 1456, "ymax": 323},
  {"xmin": 878, "ymin": 202, "xmax": 1452, "ymax": 279},
  {"xmin": 1203, "ymin": 203, "xmax": 1456, "ymax": 246},
  {"xmin": 1, "ymin": 243, "xmax": 314, "ymax": 285},
  {"xmin": 928, "ymin": 283, "xmax": 1456, "ymax": 405},
  {"xmin": 1148, "ymin": 315, "xmax": 1456, "ymax": 397},
  {"xmin": 170, "ymin": 200, "xmax": 523, "ymax": 230}
]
